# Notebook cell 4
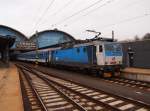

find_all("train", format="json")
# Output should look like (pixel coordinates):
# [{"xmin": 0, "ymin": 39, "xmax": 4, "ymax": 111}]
[{"xmin": 16, "ymin": 38, "xmax": 123, "ymax": 77}]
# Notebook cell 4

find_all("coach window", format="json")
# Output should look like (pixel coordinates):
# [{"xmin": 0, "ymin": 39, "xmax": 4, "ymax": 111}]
[
  {"xmin": 83, "ymin": 47, "xmax": 86, "ymax": 52},
  {"xmin": 99, "ymin": 45, "xmax": 103, "ymax": 52},
  {"xmin": 77, "ymin": 48, "xmax": 80, "ymax": 53}
]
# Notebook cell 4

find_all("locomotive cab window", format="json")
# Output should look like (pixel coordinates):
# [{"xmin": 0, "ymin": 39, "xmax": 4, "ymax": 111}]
[{"xmin": 99, "ymin": 45, "xmax": 103, "ymax": 52}]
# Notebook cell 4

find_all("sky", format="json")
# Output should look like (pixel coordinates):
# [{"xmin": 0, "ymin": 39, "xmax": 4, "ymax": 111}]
[{"xmin": 0, "ymin": 0, "xmax": 150, "ymax": 41}]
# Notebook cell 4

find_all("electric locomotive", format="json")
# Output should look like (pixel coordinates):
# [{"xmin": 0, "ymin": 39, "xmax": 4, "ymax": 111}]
[{"xmin": 51, "ymin": 39, "xmax": 122, "ymax": 77}]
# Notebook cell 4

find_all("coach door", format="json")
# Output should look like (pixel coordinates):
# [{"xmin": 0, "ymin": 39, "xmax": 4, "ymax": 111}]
[
  {"xmin": 96, "ymin": 45, "xmax": 104, "ymax": 65},
  {"xmin": 48, "ymin": 51, "xmax": 51, "ymax": 63}
]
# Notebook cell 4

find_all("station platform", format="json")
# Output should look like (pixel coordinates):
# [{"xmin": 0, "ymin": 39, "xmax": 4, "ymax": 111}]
[
  {"xmin": 0, "ymin": 63, "xmax": 23, "ymax": 111},
  {"xmin": 121, "ymin": 67, "xmax": 150, "ymax": 82}
]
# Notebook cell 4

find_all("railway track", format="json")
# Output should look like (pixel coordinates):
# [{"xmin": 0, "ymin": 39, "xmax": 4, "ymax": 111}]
[
  {"xmin": 18, "ymin": 70, "xmax": 94, "ymax": 111},
  {"xmin": 19, "ymin": 67, "xmax": 87, "ymax": 111},
  {"xmin": 18, "ymin": 65, "xmax": 120, "ymax": 111},
  {"xmin": 19, "ymin": 69, "xmax": 45, "ymax": 111},
  {"xmin": 103, "ymin": 77, "xmax": 150, "ymax": 92},
  {"xmin": 17, "ymin": 63, "xmax": 150, "ymax": 111}
]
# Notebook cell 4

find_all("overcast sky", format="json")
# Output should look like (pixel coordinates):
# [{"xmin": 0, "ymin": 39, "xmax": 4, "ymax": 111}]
[{"xmin": 0, "ymin": 0, "xmax": 150, "ymax": 40}]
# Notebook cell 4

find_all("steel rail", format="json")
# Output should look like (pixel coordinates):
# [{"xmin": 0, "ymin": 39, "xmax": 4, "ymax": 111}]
[
  {"xmin": 18, "ymin": 69, "xmax": 33, "ymax": 111},
  {"xmin": 19, "ymin": 68, "xmax": 48, "ymax": 111},
  {"xmin": 110, "ymin": 77, "xmax": 150, "ymax": 88}
]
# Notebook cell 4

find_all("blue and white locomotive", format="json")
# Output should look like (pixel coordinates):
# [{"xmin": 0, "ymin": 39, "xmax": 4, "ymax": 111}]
[{"xmin": 17, "ymin": 38, "xmax": 123, "ymax": 77}]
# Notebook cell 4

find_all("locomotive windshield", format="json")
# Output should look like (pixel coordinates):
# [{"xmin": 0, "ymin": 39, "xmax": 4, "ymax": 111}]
[{"xmin": 104, "ymin": 43, "xmax": 122, "ymax": 52}]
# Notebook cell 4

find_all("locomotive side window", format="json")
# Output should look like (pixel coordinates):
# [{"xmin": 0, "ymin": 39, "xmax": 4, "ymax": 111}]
[
  {"xmin": 99, "ymin": 45, "xmax": 103, "ymax": 52},
  {"xmin": 105, "ymin": 44, "xmax": 121, "ymax": 51}
]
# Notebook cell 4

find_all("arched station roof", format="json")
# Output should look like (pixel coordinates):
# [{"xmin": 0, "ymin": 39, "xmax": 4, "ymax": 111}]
[
  {"xmin": 30, "ymin": 29, "xmax": 75, "ymax": 48},
  {"xmin": 0, "ymin": 25, "xmax": 27, "ymax": 49}
]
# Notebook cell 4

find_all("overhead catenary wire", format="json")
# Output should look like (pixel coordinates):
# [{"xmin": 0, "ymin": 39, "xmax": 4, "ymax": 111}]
[
  {"xmin": 62, "ymin": 0, "xmax": 148, "ymax": 28},
  {"xmin": 42, "ymin": 0, "xmax": 74, "ymax": 28},
  {"xmin": 100, "ymin": 13, "xmax": 150, "ymax": 30},
  {"xmin": 54, "ymin": 0, "xmax": 104, "ymax": 26},
  {"xmin": 121, "ymin": 0, "xmax": 144, "ymax": 9},
  {"xmin": 31, "ymin": 0, "xmax": 149, "ymax": 34},
  {"xmin": 51, "ymin": 0, "xmax": 73, "ymax": 16},
  {"xmin": 33, "ymin": 0, "xmax": 55, "ymax": 31},
  {"xmin": 64, "ymin": 13, "xmax": 150, "ymax": 39},
  {"xmin": 30, "ymin": 0, "xmax": 46, "ymax": 35},
  {"xmin": 64, "ymin": 0, "xmax": 115, "ymax": 27},
  {"xmin": 54, "ymin": 0, "xmax": 141, "ymax": 28},
  {"xmin": 82, "ymin": 0, "xmax": 115, "ymax": 17}
]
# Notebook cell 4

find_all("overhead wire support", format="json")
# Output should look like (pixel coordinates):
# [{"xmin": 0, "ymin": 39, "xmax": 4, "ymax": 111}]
[
  {"xmin": 33, "ymin": 0, "xmax": 55, "ymax": 31},
  {"xmin": 54, "ymin": 0, "xmax": 104, "ymax": 26}
]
